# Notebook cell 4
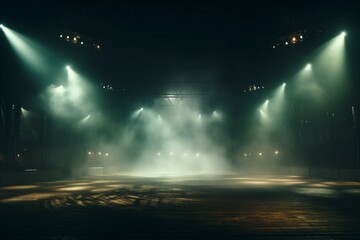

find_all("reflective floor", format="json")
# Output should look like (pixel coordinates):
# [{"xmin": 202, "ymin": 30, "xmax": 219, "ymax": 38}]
[{"xmin": 1, "ymin": 174, "xmax": 360, "ymax": 239}]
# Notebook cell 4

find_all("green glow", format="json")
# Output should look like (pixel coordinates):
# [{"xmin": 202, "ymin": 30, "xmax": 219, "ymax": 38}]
[
  {"xmin": 1, "ymin": 25, "xmax": 50, "ymax": 77},
  {"xmin": 313, "ymin": 32, "xmax": 347, "ymax": 84}
]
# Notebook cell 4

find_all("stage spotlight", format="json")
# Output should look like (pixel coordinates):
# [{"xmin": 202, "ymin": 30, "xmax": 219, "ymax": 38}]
[
  {"xmin": 305, "ymin": 63, "xmax": 312, "ymax": 70},
  {"xmin": 283, "ymin": 83, "xmax": 286, "ymax": 86},
  {"xmin": 98, "ymin": 152, "xmax": 102, "ymax": 155},
  {"xmin": 341, "ymin": 31, "xmax": 346, "ymax": 37},
  {"xmin": 0, "ymin": 24, "xmax": 4, "ymax": 28},
  {"xmin": 140, "ymin": 108, "xmax": 144, "ymax": 111},
  {"xmin": 66, "ymin": 65, "xmax": 71, "ymax": 70},
  {"xmin": 88, "ymin": 152, "xmax": 92, "ymax": 155}
]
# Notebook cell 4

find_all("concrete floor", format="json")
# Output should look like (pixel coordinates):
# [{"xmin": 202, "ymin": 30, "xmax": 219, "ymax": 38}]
[{"xmin": 1, "ymin": 174, "xmax": 360, "ymax": 239}]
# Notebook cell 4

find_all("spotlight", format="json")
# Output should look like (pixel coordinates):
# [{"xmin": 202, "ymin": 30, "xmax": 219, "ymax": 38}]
[
  {"xmin": 105, "ymin": 153, "xmax": 109, "ymax": 157},
  {"xmin": 88, "ymin": 152, "xmax": 92, "ymax": 155},
  {"xmin": 60, "ymin": 34, "xmax": 62, "ymax": 38},
  {"xmin": 300, "ymin": 35, "xmax": 303, "ymax": 39},
  {"xmin": 98, "ymin": 152, "xmax": 102, "ymax": 155},
  {"xmin": 275, "ymin": 150, "xmax": 279, "ymax": 155},
  {"xmin": 266, "ymin": 99, "xmax": 269, "ymax": 103},
  {"xmin": 140, "ymin": 107, "xmax": 144, "ymax": 111},
  {"xmin": 305, "ymin": 63, "xmax": 312, "ymax": 70},
  {"xmin": 341, "ymin": 31, "xmax": 346, "ymax": 37},
  {"xmin": 259, "ymin": 152, "xmax": 262, "ymax": 156},
  {"xmin": 283, "ymin": 83, "xmax": 286, "ymax": 86},
  {"xmin": 285, "ymin": 41, "xmax": 288, "ymax": 45},
  {"xmin": 66, "ymin": 65, "xmax": 71, "ymax": 70}
]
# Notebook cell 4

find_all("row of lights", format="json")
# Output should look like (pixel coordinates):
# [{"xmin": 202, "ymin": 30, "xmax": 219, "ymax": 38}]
[
  {"xmin": 157, "ymin": 152, "xmax": 201, "ymax": 157},
  {"xmin": 244, "ymin": 84, "xmax": 265, "ymax": 93},
  {"xmin": 243, "ymin": 150, "xmax": 279, "ymax": 157},
  {"xmin": 59, "ymin": 34, "xmax": 101, "ymax": 50},
  {"xmin": 272, "ymin": 32, "xmax": 305, "ymax": 49},
  {"xmin": 88, "ymin": 151, "xmax": 110, "ymax": 156}
]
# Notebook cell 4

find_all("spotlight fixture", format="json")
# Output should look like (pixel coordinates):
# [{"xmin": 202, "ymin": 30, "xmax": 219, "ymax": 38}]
[
  {"xmin": 341, "ymin": 31, "xmax": 346, "ymax": 37},
  {"xmin": 66, "ymin": 65, "xmax": 70, "ymax": 70},
  {"xmin": 0, "ymin": 24, "xmax": 3, "ymax": 28}
]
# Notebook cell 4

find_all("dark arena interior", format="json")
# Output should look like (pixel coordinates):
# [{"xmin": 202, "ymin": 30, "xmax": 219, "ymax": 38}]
[{"xmin": 1, "ymin": 1, "xmax": 360, "ymax": 239}]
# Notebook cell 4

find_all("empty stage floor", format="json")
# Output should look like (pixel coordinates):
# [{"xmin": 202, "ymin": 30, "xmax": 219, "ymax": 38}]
[{"xmin": 1, "ymin": 174, "xmax": 360, "ymax": 239}]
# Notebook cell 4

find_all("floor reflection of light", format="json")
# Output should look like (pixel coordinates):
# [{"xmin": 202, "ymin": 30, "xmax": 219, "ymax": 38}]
[
  {"xmin": 344, "ymin": 189, "xmax": 360, "ymax": 194},
  {"xmin": 0, "ymin": 192, "xmax": 69, "ymax": 202},
  {"xmin": 295, "ymin": 188, "xmax": 338, "ymax": 197},
  {"xmin": 0, "ymin": 185, "xmax": 39, "ymax": 190},
  {"xmin": 56, "ymin": 186, "xmax": 91, "ymax": 191},
  {"xmin": 242, "ymin": 181, "xmax": 272, "ymax": 185},
  {"xmin": 90, "ymin": 188, "xmax": 115, "ymax": 193}
]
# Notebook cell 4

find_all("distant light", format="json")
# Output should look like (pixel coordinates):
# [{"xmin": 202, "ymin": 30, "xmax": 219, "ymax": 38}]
[
  {"xmin": 17, "ymin": 154, "xmax": 20, "ymax": 157},
  {"xmin": 305, "ymin": 63, "xmax": 312, "ymax": 70},
  {"xmin": 285, "ymin": 42, "xmax": 288, "ymax": 45},
  {"xmin": 283, "ymin": 83, "xmax": 286, "ymax": 86},
  {"xmin": 341, "ymin": 31, "xmax": 346, "ymax": 37},
  {"xmin": 105, "ymin": 153, "xmax": 109, "ymax": 156},
  {"xmin": 196, "ymin": 153, "xmax": 200, "ymax": 157},
  {"xmin": 266, "ymin": 99, "xmax": 269, "ymax": 103},
  {"xmin": 88, "ymin": 152, "xmax": 92, "ymax": 155},
  {"xmin": 60, "ymin": 34, "xmax": 62, "ymax": 38},
  {"xmin": 183, "ymin": 153, "xmax": 187, "ymax": 156},
  {"xmin": 272, "ymin": 45, "xmax": 275, "ymax": 49},
  {"xmin": 170, "ymin": 152, "xmax": 173, "ymax": 156},
  {"xmin": 275, "ymin": 150, "xmax": 279, "ymax": 155},
  {"xmin": 291, "ymin": 36, "xmax": 296, "ymax": 43},
  {"xmin": 98, "ymin": 152, "xmax": 102, "ymax": 155},
  {"xmin": 66, "ymin": 65, "xmax": 70, "ymax": 70},
  {"xmin": 244, "ymin": 153, "xmax": 247, "ymax": 157},
  {"xmin": 140, "ymin": 107, "xmax": 144, "ymax": 111},
  {"xmin": 300, "ymin": 35, "xmax": 303, "ymax": 39},
  {"xmin": 259, "ymin": 152, "xmax": 262, "ymax": 156},
  {"xmin": 66, "ymin": 36, "xmax": 69, "ymax": 39},
  {"xmin": 81, "ymin": 41, "xmax": 83, "ymax": 45},
  {"xmin": 157, "ymin": 152, "xmax": 161, "ymax": 156},
  {"xmin": 97, "ymin": 45, "xmax": 100, "ymax": 49}
]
